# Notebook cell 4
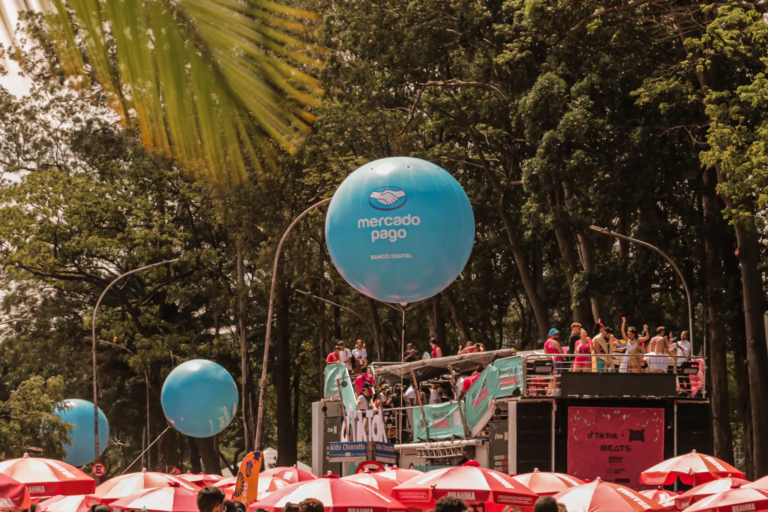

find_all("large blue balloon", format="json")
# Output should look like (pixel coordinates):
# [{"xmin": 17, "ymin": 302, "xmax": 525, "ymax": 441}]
[
  {"xmin": 55, "ymin": 398, "xmax": 109, "ymax": 466},
  {"xmin": 325, "ymin": 157, "xmax": 475, "ymax": 303},
  {"xmin": 161, "ymin": 359, "xmax": 239, "ymax": 438}
]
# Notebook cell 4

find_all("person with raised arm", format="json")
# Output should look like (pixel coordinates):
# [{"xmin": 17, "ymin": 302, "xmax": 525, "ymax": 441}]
[{"xmin": 620, "ymin": 318, "xmax": 649, "ymax": 373}]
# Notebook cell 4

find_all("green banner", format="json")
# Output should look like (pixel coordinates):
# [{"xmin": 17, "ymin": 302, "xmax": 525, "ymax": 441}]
[
  {"xmin": 323, "ymin": 364, "xmax": 358, "ymax": 413},
  {"xmin": 464, "ymin": 365, "xmax": 500, "ymax": 436},
  {"xmin": 494, "ymin": 357, "xmax": 524, "ymax": 398},
  {"xmin": 413, "ymin": 401, "xmax": 465, "ymax": 442}
]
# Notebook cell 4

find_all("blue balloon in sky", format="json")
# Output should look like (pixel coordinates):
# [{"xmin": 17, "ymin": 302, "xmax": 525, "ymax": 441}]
[
  {"xmin": 55, "ymin": 398, "xmax": 109, "ymax": 466},
  {"xmin": 325, "ymin": 157, "xmax": 475, "ymax": 303},
  {"xmin": 161, "ymin": 359, "xmax": 238, "ymax": 438}
]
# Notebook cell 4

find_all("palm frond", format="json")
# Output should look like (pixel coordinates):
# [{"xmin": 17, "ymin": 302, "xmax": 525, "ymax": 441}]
[{"xmin": 0, "ymin": 0, "xmax": 324, "ymax": 185}]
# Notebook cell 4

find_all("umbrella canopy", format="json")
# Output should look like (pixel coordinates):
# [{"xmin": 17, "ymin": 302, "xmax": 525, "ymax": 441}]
[
  {"xmin": 554, "ymin": 479, "xmax": 668, "ymax": 512},
  {"xmin": 671, "ymin": 477, "xmax": 751, "ymax": 510},
  {"xmin": 744, "ymin": 476, "xmax": 768, "ymax": 492},
  {"xmin": 250, "ymin": 477, "xmax": 409, "ymax": 512},
  {"xmin": 511, "ymin": 469, "xmax": 584, "ymax": 496},
  {"xmin": 0, "ymin": 454, "xmax": 95, "ymax": 498},
  {"xmin": 37, "ymin": 495, "xmax": 99, "ymax": 512},
  {"xmin": 0, "ymin": 473, "xmax": 31, "ymax": 510},
  {"xmin": 641, "ymin": 451, "xmax": 745, "ymax": 486},
  {"xmin": 682, "ymin": 486, "xmax": 768, "ymax": 512},
  {"xmin": 342, "ymin": 473, "xmax": 402, "ymax": 497},
  {"xmin": 95, "ymin": 470, "xmax": 199, "ymax": 504},
  {"xmin": 638, "ymin": 488, "xmax": 676, "ymax": 506},
  {"xmin": 109, "ymin": 482, "xmax": 199, "ymax": 512},
  {"xmin": 260, "ymin": 467, "xmax": 318, "ymax": 485},
  {"xmin": 179, "ymin": 474, "xmax": 223, "ymax": 487},
  {"xmin": 375, "ymin": 469, "xmax": 424, "ymax": 485},
  {"xmin": 213, "ymin": 478, "xmax": 236, "ymax": 491},
  {"xmin": 391, "ymin": 463, "xmax": 538, "ymax": 510}
]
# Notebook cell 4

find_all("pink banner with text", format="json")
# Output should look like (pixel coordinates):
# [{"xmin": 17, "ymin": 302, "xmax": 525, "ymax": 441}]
[{"xmin": 568, "ymin": 407, "xmax": 664, "ymax": 488}]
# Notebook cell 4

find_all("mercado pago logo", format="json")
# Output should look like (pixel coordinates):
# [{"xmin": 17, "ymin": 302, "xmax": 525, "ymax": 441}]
[{"xmin": 359, "ymin": 186, "xmax": 420, "ymax": 247}]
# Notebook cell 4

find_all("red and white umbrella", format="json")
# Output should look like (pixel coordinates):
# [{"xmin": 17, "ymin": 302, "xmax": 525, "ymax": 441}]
[
  {"xmin": 642, "ymin": 451, "xmax": 745, "ymax": 486},
  {"xmin": 95, "ymin": 470, "xmax": 199, "ymax": 504},
  {"xmin": 109, "ymin": 482, "xmax": 198, "ymax": 512},
  {"xmin": 511, "ymin": 469, "xmax": 583, "ymax": 496},
  {"xmin": 375, "ymin": 469, "xmax": 424, "ymax": 485},
  {"xmin": 554, "ymin": 479, "xmax": 668, "ymax": 512},
  {"xmin": 683, "ymin": 486, "xmax": 768, "ymax": 512},
  {"xmin": 342, "ymin": 473, "xmax": 402, "ymax": 497},
  {"xmin": 37, "ymin": 495, "xmax": 100, "ymax": 512},
  {"xmin": 179, "ymin": 474, "xmax": 223, "ymax": 487},
  {"xmin": 261, "ymin": 467, "xmax": 318, "ymax": 485},
  {"xmin": 671, "ymin": 477, "xmax": 751, "ymax": 510},
  {"xmin": 0, "ymin": 473, "xmax": 31, "ymax": 510},
  {"xmin": 744, "ymin": 476, "xmax": 768, "ymax": 492},
  {"xmin": 639, "ymin": 487, "xmax": 676, "ymax": 506},
  {"xmin": 213, "ymin": 477, "xmax": 236, "ymax": 491},
  {"xmin": 392, "ymin": 462, "xmax": 538, "ymax": 510},
  {"xmin": 250, "ymin": 476, "xmax": 409, "ymax": 512},
  {"xmin": 0, "ymin": 454, "xmax": 95, "ymax": 498}
]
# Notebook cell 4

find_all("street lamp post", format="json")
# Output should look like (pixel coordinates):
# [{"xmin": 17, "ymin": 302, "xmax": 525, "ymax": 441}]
[
  {"xmin": 589, "ymin": 226, "xmax": 695, "ymax": 356},
  {"xmin": 91, "ymin": 259, "xmax": 180, "ymax": 467}
]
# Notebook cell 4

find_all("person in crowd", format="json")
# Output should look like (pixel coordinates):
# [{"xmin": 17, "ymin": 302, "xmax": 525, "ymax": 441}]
[
  {"xmin": 403, "ymin": 343, "xmax": 419, "ymax": 362},
  {"xmin": 475, "ymin": 343, "xmax": 486, "ymax": 352},
  {"xmin": 458, "ymin": 340, "xmax": 476, "ymax": 354},
  {"xmin": 450, "ymin": 370, "xmax": 465, "ymax": 400},
  {"xmin": 355, "ymin": 366, "xmax": 374, "ymax": 395},
  {"xmin": 352, "ymin": 340, "xmax": 367, "ymax": 374},
  {"xmin": 591, "ymin": 322, "xmax": 619, "ymax": 373},
  {"xmin": 569, "ymin": 322, "xmax": 582, "ymax": 346},
  {"xmin": 435, "ymin": 496, "xmax": 469, "ymax": 512},
  {"xmin": 572, "ymin": 328, "xmax": 591, "ymax": 372},
  {"xmin": 325, "ymin": 345, "xmax": 341, "ymax": 365},
  {"xmin": 337, "ymin": 341, "xmax": 353, "ymax": 372},
  {"xmin": 429, "ymin": 383, "xmax": 442, "ymax": 404},
  {"xmin": 534, "ymin": 496, "xmax": 560, "ymax": 512},
  {"xmin": 404, "ymin": 379, "xmax": 418, "ymax": 431},
  {"xmin": 284, "ymin": 504, "xmax": 300, "ymax": 512},
  {"xmin": 89, "ymin": 506, "xmax": 110, "ymax": 512},
  {"xmin": 544, "ymin": 328, "xmax": 563, "ymax": 393},
  {"xmin": 671, "ymin": 330, "xmax": 692, "ymax": 392},
  {"xmin": 197, "ymin": 486, "xmax": 225, "ymax": 512},
  {"xmin": 557, "ymin": 504, "xmax": 568, "ymax": 512},
  {"xmin": 357, "ymin": 383, "xmax": 371, "ymax": 410},
  {"xmin": 429, "ymin": 338, "xmax": 443, "ymax": 359},
  {"xmin": 620, "ymin": 318, "xmax": 649, "ymax": 373},
  {"xmin": 648, "ymin": 326, "xmax": 671, "ymax": 373},
  {"xmin": 458, "ymin": 367, "xmax": 484, "ymax": 400},
  {"xmin": 299, "ymin": 499, "xmax": 324, "ymax": 512}
]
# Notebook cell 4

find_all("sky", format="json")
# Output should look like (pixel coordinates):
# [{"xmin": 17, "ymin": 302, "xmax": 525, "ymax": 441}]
[{"xmin": 1, "ymin": 0, "xmax": 34, "ymax": 97}]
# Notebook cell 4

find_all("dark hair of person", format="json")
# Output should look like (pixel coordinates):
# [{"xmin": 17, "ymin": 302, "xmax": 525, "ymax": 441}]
[
  {"xmin": 657, "ymin": 326, "xmax": 666, "ymax": 334},
  {"xmin": 299, "ymin": 498, "xmax": 325, "ymax": 512},
  {"xmin": 605, "ymin": 327, "xmax": 613, "ymax": 334},
  {"xmin": 89, "ymin": 505, "xmax": 110, "ymax": 512},
  {"xmin": 197, "ymin": 486, "xmax": 225, "ymax": 512},
  {"xmin": 284, "ymin": 504, "xmax": 301, "ymax": 512},
  {"xmin": 430, "ymin": 338, "xmax": 437, "ymax": 345},
  {"xmin": 593, "ymin": 323, "xmax": 602, "ymax": 334},
  {"xmin": 435, "ymin": 496, "xmax": 469, "ymax": 512},
  {"xmin": 557, "ymin": 503, "xmax": 568, "ymax": 512},
  {"xmin": 534, "ymin": 496, "xmax": 560, "ymax": 512}
]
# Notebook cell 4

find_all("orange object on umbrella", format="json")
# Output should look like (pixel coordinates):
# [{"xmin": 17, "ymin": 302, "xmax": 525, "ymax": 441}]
[
  {"xmin": 37, "ymin": 495, "xmax": 100, "ymax": 512},
  {"xmin": 250, "ymin": 476, "xmax": 409, "ymax": 512},
  {"xmin": 392, "ymin": 462, "xmax": 538, "ymax": 510},
  {"xmin": 260, "ymin": 467, "xmax": 318, "ymax": 485},
  {"xmin": 214, "ymin": 476, "xmax": 288, "ymax": 502},
  {"xmin": 641, "ymin": 451, "xmax": 745, "ymax": 486},
  {"xmin": 179, "ymin": 474, "xmax": 223, "ymax": 487},
  {"xmin": 0, "ymin": 473, "xmax": 31, "ymax": 510},
  {"xmin": 0, "ymin": 454, "xmax": 95, "ymax": 498},
  {"xmin": 95, "ymin": 469, "xmax": 199, "ymax": 504},
  {"xmin": 511, "ymin": 469, "xmax": 583, "ymax": 496},
  {"xmin": 639, "ymin": 487, "xmax": 676, "ymax": 506},
  {"xmin": 682, "ymin": 486, "xmax": 768, "ymax": 512},
  {"xmin": 671, "ymin": 477, "xmax": 751, "ymax": 510},
  {"xmin": 109, "ymin": 482, "xmax": 198, "ymax": 512},
  {"xmin": 555, "ymin": 479, "xmax": 668, "ymax": 512}
]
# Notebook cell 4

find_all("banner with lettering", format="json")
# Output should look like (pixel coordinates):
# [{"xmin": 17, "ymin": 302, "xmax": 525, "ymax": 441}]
[
  {"xmin": 464, "ymin": 365, "xmax": 500, "ymax": 437},
  {"xmin": 568, "ymin": 407, "xmax": 664, "ymax": 488},
  {"xmin": 323, "ymin": 364, "xmax": 357, "ymax": 414},
  {"xmin": 493, "ymin": 357, "xmax": 524, "ymax": 398},
  {"xmin": 413, "ymin": 401, "xmax": 465, "ymax": 442}
]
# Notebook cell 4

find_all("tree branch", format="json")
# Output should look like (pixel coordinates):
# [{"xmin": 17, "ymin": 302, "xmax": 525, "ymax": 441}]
[{"xmin": 570, "ymin": 0, "xmax": 654, "ymax": 32}]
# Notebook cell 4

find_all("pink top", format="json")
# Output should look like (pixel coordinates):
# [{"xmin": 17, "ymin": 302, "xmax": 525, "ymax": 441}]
[
  {"xmin": 432, "ymin": 347, "xmax": 440, "ymax": 359},
  {"xmin": 545, "ymin": 339, "xmax": 564, "ymax": 361},
  {"xmin": 574, "ymin": 339, "xmax": 591, "ymax": 366}
]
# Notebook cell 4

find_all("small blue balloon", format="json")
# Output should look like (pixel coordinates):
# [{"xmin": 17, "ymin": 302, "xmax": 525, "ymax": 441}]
[
  {"xmin": 161, "ymin": 359, "xmax": 239, "ymax": 438},
  {"xmin": 55, "ymin": 398, "xmax": 109, "ymax": 466},
  {"xmin": 325, "ymin": 157, "xmax": 475, "ymax": 303}
]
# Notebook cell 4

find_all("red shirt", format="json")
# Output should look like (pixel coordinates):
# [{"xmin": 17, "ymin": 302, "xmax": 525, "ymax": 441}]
[
  {"xmin": 326, "ymin": 352, "xmax": 339, "ymax": 363},
  {"xmin": 355, "ymin": 374, "xmax": 374, "ymax": 395},
  {"xmin": 462, "ymin": 373, "xmax": 481, "ymax": 393}
]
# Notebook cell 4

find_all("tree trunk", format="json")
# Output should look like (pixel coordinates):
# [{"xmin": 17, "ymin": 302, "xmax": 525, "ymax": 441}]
[
  {"xmin": 237, "ymin": 243, "xmax": 254, "ymax": 453},
  {"xmin": 427, "ymin": 295, "xmax": 448, "ymax": 354},
  {"xmin": 734, "ymin": 346, "xmax": 754, "ymax": 478},
  {"xmin": 367, "ymin": 298, "xmax": 385, "ymax": 361},
  {"xmin": 441, "ymin": 287, "xmax": 471, "ymax": 345},
  {"xmin": 292, "ymin": 362, "xmax": 301, "ymax": 451},
  {"xmin": 576, "ymin": 232, "xmax": 604, "ymax": 323},
  {"xmin": 496, "ymin": 203, "xmax": 549, "ymax": 341},
  {"xmin": 188, "ymin": 436, "xmax": 202, "ymax": 474},
  {"xmin": 194, "ymin": 437, "xmax": 222, "ymax": 475},
  {"xmin": 274, "ymin": 280, "xmax": 297, "ymax": 466},
  {"xmin": 701, "ymin": 168, "xmax": 733, "ymax": 463},
  {"xmin": 157, "ymin": 430, "xmax": 179, "ymax": 473},
  {"xmin": 333, "ymin": 305, "xmax": 342, "ymax": 340}
]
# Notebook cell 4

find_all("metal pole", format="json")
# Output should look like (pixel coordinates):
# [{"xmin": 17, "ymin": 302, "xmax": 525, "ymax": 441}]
[
  {"xmin": 589, "ymin": 226, "xmax": 695, "ymax": 356},
  {"xmin": 92, "ymin": 259, "xmax": 179, "ymax": 466},
  {"xmin": 255, "ymin": 197, "xmax": 332, "ymax": 449}
]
